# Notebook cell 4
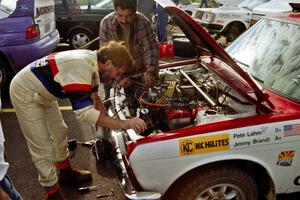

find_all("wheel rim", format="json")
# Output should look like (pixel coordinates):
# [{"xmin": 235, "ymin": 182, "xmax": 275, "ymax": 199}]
[
  {"xmin": 71, "ymin": 33, "xmax": 90, "ymax": 49},
  {"xmin": 194, "ymin": 183, "xmax": 246, "ymax": 200}
]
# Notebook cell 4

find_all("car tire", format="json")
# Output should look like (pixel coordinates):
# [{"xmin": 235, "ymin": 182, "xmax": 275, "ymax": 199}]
[
  {"xmin": 171, "ymin": 33, "xmax": 186, "ymax": 40},
  {"xmin": 68, "ymin": 29, "xmax": 92, "ymax": 49},
  {"xmin": 226, "ymin": 22, "xmax": 245, "ymax": 43},
  {"xmin": 164, "ymin": 166, "xmax": 258, "ymax": 200},
  {"xmin": 173, "ymin": 37, "xmax": 196, "ymax": 58},
  {"xmin": 0, "ymin": 60, "xmax": 13, "ymax": 95}
]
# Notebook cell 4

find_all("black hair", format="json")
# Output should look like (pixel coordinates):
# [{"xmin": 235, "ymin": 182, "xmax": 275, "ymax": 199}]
[{"xmin": 113, "ymin": 0, "xmax": 137, "ymax": 12}]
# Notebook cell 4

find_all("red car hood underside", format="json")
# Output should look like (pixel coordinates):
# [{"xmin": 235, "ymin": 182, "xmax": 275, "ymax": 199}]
[{"xmin": 155, "ymin": 0, "xmax": 274, "ymax": 113}]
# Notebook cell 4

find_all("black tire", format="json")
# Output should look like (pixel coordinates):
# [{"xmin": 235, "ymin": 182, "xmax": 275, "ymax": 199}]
[
  {"xmin": 0, "ymin": 59, "xmax": 14, "ymax": 95},
  {"xmin": 173, "ymin": 37, "xmax": 196, "ymax": 58},
  {"xmin": 164, "ymin": 166, "xmax": 259, "ymax": 200},
  {"xmin": 226, "ymin": 23, "xmax": 245, "ymax": 43},
  {"xmin": 171, "ymin": 33, "xmax": 186, "ymax": 40},
  {"xmin": 68, "ymin": 29, "xmax": 92, "ymax": 49}
]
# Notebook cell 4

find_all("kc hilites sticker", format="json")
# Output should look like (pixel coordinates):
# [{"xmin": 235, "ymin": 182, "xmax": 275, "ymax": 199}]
[
  {"xmin": 277, "ymin": 151, "xmax": 295, "ymax": 167},
  {"xmin": 179, "ymin": 134, "xmax": 230, "ymax": 156}
]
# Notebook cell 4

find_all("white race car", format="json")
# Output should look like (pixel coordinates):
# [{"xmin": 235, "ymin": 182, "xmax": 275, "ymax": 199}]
[
  {"xmin": 105, "ymin": 1, "xmax": 300, "ymax": 199},
  {"xmin": 192, "ymin": 0, "xmax": 297, "ymax": 42}
]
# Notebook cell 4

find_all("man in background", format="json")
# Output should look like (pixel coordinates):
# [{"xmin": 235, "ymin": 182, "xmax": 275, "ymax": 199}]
[
  {"xmin": 99, "ymin": 0, "xmax": 159, "ymax": 91},
  {"xmin": 137, "ymin": 0, "xmax": 156, "ymax": 21}
]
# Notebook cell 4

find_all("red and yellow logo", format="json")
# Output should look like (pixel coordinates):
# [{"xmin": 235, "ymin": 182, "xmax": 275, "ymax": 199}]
[{"xmin": 277, "ymin": 151, "xmax": 295, "ymax": 166}]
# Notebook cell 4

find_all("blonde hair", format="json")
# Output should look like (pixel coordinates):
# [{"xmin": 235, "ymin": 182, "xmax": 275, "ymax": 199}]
[{"xmin": 97, "ymin": 41, "xmax": 134, "ymax": 71}]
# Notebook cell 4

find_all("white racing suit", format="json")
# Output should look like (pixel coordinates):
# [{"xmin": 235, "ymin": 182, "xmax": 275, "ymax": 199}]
[{"xmin": 9, "ymin": 50, "xmax": 100, "ymax": 187}]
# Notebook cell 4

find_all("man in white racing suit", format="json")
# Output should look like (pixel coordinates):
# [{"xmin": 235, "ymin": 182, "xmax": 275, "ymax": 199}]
[{"xmin": 9, "ymin": 41, "xmax": 147, "ymax": 200}]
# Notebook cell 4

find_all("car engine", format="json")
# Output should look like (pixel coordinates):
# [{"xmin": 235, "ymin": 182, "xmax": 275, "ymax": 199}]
[{"xmin": 111, "ymin": 63, "xmax": 257, "ymax": 136}]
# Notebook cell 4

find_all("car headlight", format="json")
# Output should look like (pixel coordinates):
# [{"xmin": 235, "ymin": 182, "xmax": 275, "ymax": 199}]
[{"xmin": 202, "ymin": 12, "xmax": 215, "ymax": 22}]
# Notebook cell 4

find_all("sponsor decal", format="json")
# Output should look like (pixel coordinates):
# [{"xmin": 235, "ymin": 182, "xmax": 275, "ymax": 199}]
[
  {"xmin": 283, "ymin": 124, "xmax": 300, "ymax": 137},
  {"xmin": 232, "ymin": 128, "xmax": 271, "ymax": 148},
  {"xmin": 179, "ymin": 134, "xmax": 229, "ymax": 156},
  {"xmin": 294, "ymin": 176, "xmax": 300, "ymax": 186},
  {"xmin": 277, "ymin": 151, "xmax": 295, "ymax": 167},
  {"xmin": 36, "ymin": 5, "xmax": 54, "ymax": 17}
]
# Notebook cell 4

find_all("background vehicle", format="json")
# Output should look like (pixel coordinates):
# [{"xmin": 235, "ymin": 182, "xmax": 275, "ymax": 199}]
[
  {"xmin": 177, "ymin": 0, "xmax": 200, "ymax": 16},
  {"xmin": 0, "ymin": 0, "xmax": 59, "ymax": 92},
  {"xmin": 193, "ymin": 0, "xmax": 297, "ymax": 42},
  {"xmin": 54, "ymin": 0, "xmax": 113, "ymax": 49},
  {"xmin": 104, "ymin": 1, "xmax": 300, "ymax": 199}
]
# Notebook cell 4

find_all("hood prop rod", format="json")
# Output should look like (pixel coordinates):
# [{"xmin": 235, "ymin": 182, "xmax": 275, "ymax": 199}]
[{"xmin": 179, "ymin": 69, "xmax": 217, "ymax": 107}]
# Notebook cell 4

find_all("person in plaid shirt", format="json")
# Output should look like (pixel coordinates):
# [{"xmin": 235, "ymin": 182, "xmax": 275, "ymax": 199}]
[{"xmin": 99, "ymin": 0, "xmax": 159, "ymax": 89}]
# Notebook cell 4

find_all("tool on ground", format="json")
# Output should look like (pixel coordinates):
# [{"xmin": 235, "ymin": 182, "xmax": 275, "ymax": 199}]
[
  {"xmin": 77, "ymin": 140, "xmax": 95, "ymax": 147},
  {"xmin": 78, "ymin": 185, "xmax": 97, "ymax": 194},
  {"xmin": 96, "ymin": 189, "xmax": 114, "ymax": 198}
]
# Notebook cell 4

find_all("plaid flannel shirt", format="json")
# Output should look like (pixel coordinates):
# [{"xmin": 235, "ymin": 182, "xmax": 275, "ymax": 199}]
[{"xmin": 99, "ymin": 12, "xmax": 159, "ymax": 75}]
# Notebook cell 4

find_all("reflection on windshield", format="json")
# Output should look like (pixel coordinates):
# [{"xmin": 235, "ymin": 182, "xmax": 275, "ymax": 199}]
[
  {"xmin": 238, "ymin": 0, "xmax": 269, "ymax": 10},
  {"xmin": 226, "ymin": 19, "xmax": 300, "ymax": 101}
]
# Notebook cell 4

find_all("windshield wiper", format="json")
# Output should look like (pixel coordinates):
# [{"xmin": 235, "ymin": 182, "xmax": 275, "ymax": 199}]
[
  {"xmin": 251, "ymin": 75, "xmax": 264, "ymax": 83},
  {"xmin": 233, "ymin": 58, "xmax": 250, "ymax": 68},
  {"xmin": 241, "ymin": 6, "xmax": 251, "ymax": 10}
]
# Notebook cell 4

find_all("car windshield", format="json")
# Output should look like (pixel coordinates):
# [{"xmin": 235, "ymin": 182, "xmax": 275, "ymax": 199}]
[
  {"xmin": 226, "ymin": 18, "xmax": 300, "ymax": 101},
  {"xmin": 93, "ymin": 0, "xmax": 113, "ymax": 9},
  {"xmin": 68, "ymin": 0, "xmax": 113, "ymax": 12},
  {"xmin": 237, "ymin": 0, "xmax": 269, "ymax": 10},
  {"xmin": 79, "ymin": 0, "xmax": 113, "ymax": 10}
]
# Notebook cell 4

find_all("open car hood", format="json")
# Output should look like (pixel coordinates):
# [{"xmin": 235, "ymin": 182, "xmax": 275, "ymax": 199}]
[{"xmin": 155, "ymin": 0, "xmax": 274, "ymax": 113}]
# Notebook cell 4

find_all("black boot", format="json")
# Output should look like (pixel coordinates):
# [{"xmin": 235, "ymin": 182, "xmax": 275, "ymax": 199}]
[{"xmin": 58, "ymin": 167, "xmax": 92, "ymax": 184}]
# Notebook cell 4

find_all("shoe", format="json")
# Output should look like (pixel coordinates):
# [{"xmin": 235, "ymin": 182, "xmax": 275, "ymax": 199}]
[
  {"xmin": 46, "ymin": 191, "xmax": 65, "ymax": 200},
  {"xmin": 58, "ymin": 167, "xmax": 92, "ymax": 184}
]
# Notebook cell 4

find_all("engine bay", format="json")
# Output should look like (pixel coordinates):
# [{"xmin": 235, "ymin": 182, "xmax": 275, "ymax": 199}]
[{"xmin": 111, "ymin": 63, "xmax": 257, "ymax": 136}]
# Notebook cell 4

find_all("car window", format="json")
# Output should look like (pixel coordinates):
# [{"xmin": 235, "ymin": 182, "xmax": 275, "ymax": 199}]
[
  {"xmin": 238, "ymin": 0, "xmax": 269, "ymax": 10},
  {"xmin": 92, "ymin": 0, "xmax": 113, "ymax": 9},
  {"xmin": 54, "ymin": 0, "xmax": 67, "ymax": 14},
  {"xmin": 65, "ymin": 0, "xmax": 113, "ymax": 13},
  {"xmin": 226, "ymin": 18, "xmax": 300, "ymax": 101},
  {"xmin": 0, "ymin": 0, "xmax": 17, "ymax": 19}
]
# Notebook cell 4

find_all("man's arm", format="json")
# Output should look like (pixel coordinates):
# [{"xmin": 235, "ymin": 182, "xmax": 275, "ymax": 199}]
[
  {"xmin": 91, "ymin": 92, "xmax": 147, "ymax": 133},
  {"xmin": 141, "ymin": 16, "xmax": 160, "ymax": 86},
  {"xmin": 99, "ymin": 15, "xmax": 111, "ymax": 47}
]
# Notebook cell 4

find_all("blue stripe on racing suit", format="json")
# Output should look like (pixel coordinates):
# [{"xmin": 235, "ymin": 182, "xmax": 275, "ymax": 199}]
[
  {"xmin": 71, "ymin": 100, "xmax": 93, "ymax": 110},
  {"xmin": 30, "ymin": 64, "xmax": 67, "ymax": 99}
]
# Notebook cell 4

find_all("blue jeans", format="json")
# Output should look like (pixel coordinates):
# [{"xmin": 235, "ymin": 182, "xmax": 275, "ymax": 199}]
[{"xmin": 0, "ymin": 175, "xmax": 22, "ymax": 200}]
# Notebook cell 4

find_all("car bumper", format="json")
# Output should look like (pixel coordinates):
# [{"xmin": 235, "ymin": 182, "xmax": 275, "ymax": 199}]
[
  {"xmin": 112, "ymin": 130, "xmax": 161, "ymax": 200},
  {"xmin": 5, "ymin": 29, "xmax": 60, "ymax": 71}
]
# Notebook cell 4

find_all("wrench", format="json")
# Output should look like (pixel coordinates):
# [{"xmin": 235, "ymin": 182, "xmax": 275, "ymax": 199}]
[{"xmin": 96, "ymin": 189, "xmax": 114, "ymax": 198}]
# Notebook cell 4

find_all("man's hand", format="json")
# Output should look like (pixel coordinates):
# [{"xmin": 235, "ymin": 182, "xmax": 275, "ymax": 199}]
[
  {"xmin": 144, "ymin": 72, "xmax": 156, "ymax": 87},
  {"xmin": 117, "ymin": 77, "xmax": 133, "ymax": 88},
  {"xmin": 124, "ymin": 117, "xmax": 147, "ymax": 133}
]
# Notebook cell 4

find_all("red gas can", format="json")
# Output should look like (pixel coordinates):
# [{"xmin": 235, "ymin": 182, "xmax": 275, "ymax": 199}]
[{"xmin": 159, "ymin": 41, "xmax": 175, "ymax": 58}]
